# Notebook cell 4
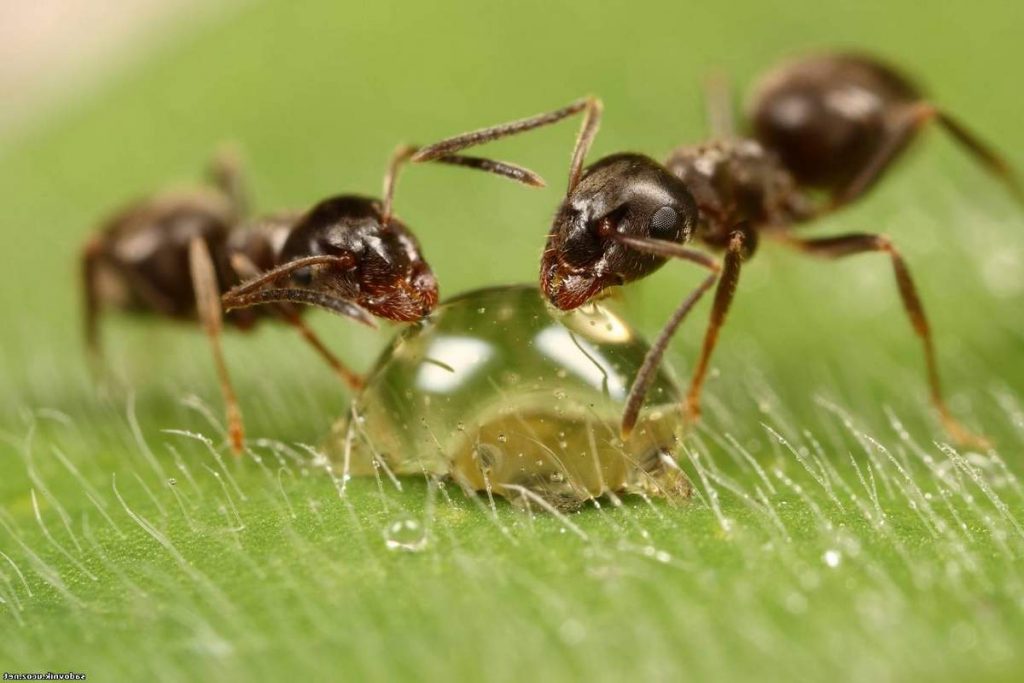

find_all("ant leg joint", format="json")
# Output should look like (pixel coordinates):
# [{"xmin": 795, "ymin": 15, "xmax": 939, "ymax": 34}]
[
  {"xmin": 728, "ymin": 231, "xmax": 746, "ymax": 251},
  {"xmin": 910, "ymin": 101, "xmax": 938, "ymax": 122}
]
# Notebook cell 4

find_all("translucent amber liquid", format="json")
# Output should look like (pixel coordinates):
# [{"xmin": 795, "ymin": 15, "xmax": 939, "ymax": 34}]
[{"xmin": 326, "ymin": 285, "xmax": 689, "ymax": 509}]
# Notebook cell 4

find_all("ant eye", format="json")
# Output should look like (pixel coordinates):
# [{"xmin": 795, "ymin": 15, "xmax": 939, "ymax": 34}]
[
  {"xmin": 650, "ymin": 206, "xmax": 678, "ymax": 239},
  {"xmin": 291, "ymin": 266, "xmax": 313, "ymax": 286}
]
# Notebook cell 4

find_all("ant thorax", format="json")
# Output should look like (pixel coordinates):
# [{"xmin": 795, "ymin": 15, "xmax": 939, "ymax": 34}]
[
  {"xmin": 664, "ymin": 138, "xmax": 813, "ymax": 250},
  {"xmin": 211, "ymin": 214, "xmax": 301, "ymax": 330},
  {"xmin": 226, "ymin": 213, "xmax": 298, "ymax": 274}
]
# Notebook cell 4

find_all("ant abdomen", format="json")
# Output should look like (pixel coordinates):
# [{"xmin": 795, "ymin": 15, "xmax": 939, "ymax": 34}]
[
  {"xmin": 95, "ymin": 192, "xmax": 237, "ymax": 319},
  {"xmin": 747, "ymin": 53, "xmax": 922, "ymax": 191}
]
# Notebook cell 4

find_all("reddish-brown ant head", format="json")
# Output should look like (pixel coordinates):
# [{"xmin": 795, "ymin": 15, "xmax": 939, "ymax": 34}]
[
  {"xmin": 541, "ymin": 153, "xmax": 698, "ymax": 310},
  {"xmin": 223, "ymin": 196, "xmax": 438, "ymax": 324}
]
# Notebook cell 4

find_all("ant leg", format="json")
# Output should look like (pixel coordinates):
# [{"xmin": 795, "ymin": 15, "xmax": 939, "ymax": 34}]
[
  {"xmin": 411, "ymin": 97, "xmax": 603, "ymax": 193},
  {"xmin": 784, "ymin": 232, "xmax": 988, "ymax": 447},
  {"xmin": 933, "ymin": 110, "xmax": 1023, "ymax": 203},
  {"xmin": 81, "ymin": 237, "xmax": 104, "ymax": 368},
  {"xmin": 229, "ymin": 253, "xmax": 364, "ymax": 390},
  {"xmin": 81, "ymin": 235, "xmax": 187, "ymax": 370},
  {"xmin": 621, "ymin": 272, "xmax": 717, "ymax": 438},
  {"xmin": 683, "ymin": 231, "xmax": 747, "ymax": 423},
  {"xmin": 702, "ymin": 69, "xmax": 736, "ymax": 139},
  {"xmin": 610, "ymin": 234, "xmax": 723, "ymax": 437},
  {"xmin": 278, "ymin": 311, "xmax": 364, "ymax": 390},
  {"xmin": 207, "ymin": 144, "xmax": 248, "ymax": 221},
  {"xmin": 189, "ymin": 236, "xmax": 245, "ymax": 455},
  {"xmin": 832, "ymin": 102, "xmax": 1022, "ymax": 209}
]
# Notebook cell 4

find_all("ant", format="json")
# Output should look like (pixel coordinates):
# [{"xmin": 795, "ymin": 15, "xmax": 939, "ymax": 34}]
[
  {"xmin": 82, "ymin": 144, "xmax": 544, "ymax": 454},
  {"xmin": 412, "ymin": 52, "xmax": 1022, "ymax": 446}
]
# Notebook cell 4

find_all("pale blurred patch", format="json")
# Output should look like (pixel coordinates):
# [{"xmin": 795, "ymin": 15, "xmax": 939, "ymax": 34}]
[{"xmin": 0, "ymin": 0, "xmax": 240, "ymax": 137}]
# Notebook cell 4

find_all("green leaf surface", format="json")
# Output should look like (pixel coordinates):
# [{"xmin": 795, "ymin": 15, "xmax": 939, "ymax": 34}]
[{"xmin": 1, "ymin": 1, "xmax": 1023, "ymax": 681}]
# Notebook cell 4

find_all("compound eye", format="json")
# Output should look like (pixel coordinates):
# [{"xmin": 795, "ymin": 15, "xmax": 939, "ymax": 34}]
[{"xmin": 650, "ymin": 206, "xmax": 678, "ymax": 239}]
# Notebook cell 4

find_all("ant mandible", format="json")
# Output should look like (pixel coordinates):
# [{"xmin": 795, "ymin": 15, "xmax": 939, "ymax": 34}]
[
  {"xmin": 412, "ymin": 52, "xmax": 1022, "ymax": 446},
  {"xmin": 82, "ymin": 144, "xmax": 544, "ymax": 454}
]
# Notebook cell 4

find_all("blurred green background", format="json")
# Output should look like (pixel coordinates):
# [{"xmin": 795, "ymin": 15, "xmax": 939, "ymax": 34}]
[{"xmin": 1, "ymin": 1, "xmax": 1023, "ymax": 681}]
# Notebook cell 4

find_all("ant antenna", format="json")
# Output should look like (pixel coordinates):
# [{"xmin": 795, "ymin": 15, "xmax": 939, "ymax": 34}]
[
  {"xmin": 411, "ymin": 97, "xmax": 602, "ymax": 194},
  {"xmin": 380, "ymin": 145, "xmax": 548, "ymax": 228}
]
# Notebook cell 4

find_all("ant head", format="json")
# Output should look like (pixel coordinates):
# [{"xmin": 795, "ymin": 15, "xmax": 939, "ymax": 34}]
[
  {"xmin": 223, "ymin": 196, "xmax": 438, "ymax": 324},
  {"xmin": 541, "ymin": 153, "xmax": 698, "ymax": 310}
]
